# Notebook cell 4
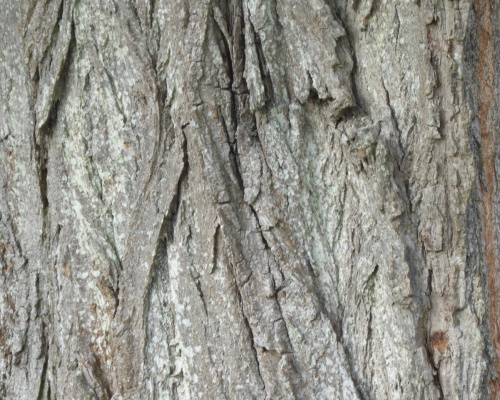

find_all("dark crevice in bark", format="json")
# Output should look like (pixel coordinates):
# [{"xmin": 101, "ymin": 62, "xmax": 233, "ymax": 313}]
[
  {"xmin": 36, "ymin": 2, "xmax": 75, "ymax": 132},
  {"xmin": 361, "ymin": 305, "xmax": 373, "ymax": 397},
  {"xmin": 36, "ymin": 343, "xmax": 49, "ymax": 400},
  {"xmin": 164, "ymin": 132, "xmax": 189, "ymax": 243},
  {"xmin": 149, "ymin": 0, "xmax": 156, "ymax": 29},
  {"xmin": 47, "ymin": 379, "xmax": 51, "ymax": 400},
  {"xmin": 36, "ymin": 122, "xmax": 51, "ymax": 247},
  {"xmin": 145, "ymin": 231, "xmax": 167, "ymax": 310},
  {"xmin": 54, "ymin": 0, "xmax": 65, "ymax": 45},
  {"xmin": 211, "ymin": 224, "xmax": 221, "ymax": 274},
  {"xmin": 427, "ymin": 267, "xmax": 433, "ymax": 297},
  {"xmin": 381, "ymin": 79, "xmax": 405, "ymax": 163},
  {"xmin": 244, "ymin": 316, "xmax": 268, "ymax": 397},
  {"xmin": 226, "ymin": 259, "xmax": 268, "ymax": 397},
  {"xmin": 269, "ymin": 287, "xmax": 293, "ymax": 357},
  {"xmin": 393, "ymin": 6, "xmax": 401, "ymax": 46},
  {"xmin": 36, "ymin": 12, "xmax": 76, "ymax": 246},
  {"xmin": 191, "ymin": 270, "xmax": 208, "ymax": 316},
  {"xmin": 0, "ymin": 133, "xmax": 11, "ymax": 146},
  {"xmin": 223, "ymin": 115, "xmax": 246, "ymax": 194},
  {"xmin": 219, "ymin": 106, "xmax": 235, "ymax": 155},
  {"xmin": 38, "ymin": 142, "xmax": 50, "ymax": 243},
  {"xmin": 363, "ymin": 264, "xmax": 379, "ymax": 289},
  {"xmin": 248, "ymin": 19, "xmax": 275, "ymax": 106},
  {"xmin": 106, "ymin": 229, "xmax": 122, "ymax": 318},
  {"xmin": 239, "ymin": 271, "xmax": 253, "ymax": 288},
  {"xmin": 248, "ymin": 205, "xmax": 270, "ymax": 250},
  {"xmin": 129, "ymin": 0, "xmax": 143, "ymax": 34},
  {"xmin": 344, "ymin": 51, "xmax": 367, "ymax": 114},
  {"xmin": 213, "ymin": 6, "xmax": 250, "ymax": 197}
]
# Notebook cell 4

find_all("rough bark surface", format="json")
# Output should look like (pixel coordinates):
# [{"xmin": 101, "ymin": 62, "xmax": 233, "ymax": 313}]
[{"xmin": 1, "ymin": 0, "xmax": 499, "ymax": 399}]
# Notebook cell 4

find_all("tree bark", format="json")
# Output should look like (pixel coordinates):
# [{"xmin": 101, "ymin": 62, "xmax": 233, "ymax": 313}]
[{"xmin": 1, "ymin": 0, "xmax": 499, "ymax": 398}]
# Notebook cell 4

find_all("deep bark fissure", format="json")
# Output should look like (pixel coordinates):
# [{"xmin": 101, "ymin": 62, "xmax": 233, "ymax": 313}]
[
  {"xmin": 36, "ymin": 344, "xmax": 49, "ymax": 400},
  {"xmin": 249, "ymin": 19, "xmax": 274, "ymax": 106},
  {"xmin": 36, "ymin": 9, "xmax": 77, "ymax": 244},
  {"xmin": 381, "ymin": 79, "xmax": 404, "ymax": 163},
  {"xmin": 166, "ymin": 132, "xmax": 189, "ymax": 243},
  {"xmin": 226, "ymin": 260, "xmax": 268, "ymax": 396},
  {"xmin": 191, "ymin": 270, "xmax": 209, "ymax": 317}
]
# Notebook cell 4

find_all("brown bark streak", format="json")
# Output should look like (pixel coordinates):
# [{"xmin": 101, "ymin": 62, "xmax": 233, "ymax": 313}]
[{"xmin": 475, "ymin": 0, "xmax": 500, "ymax": 396}]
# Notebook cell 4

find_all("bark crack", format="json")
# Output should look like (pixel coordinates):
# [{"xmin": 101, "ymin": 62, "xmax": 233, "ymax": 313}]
[
  {"xmin": 36, "ymin": 329, "xmax": 49, "ymax": 400},
  {"xmin": 227, "ymin": 260, "xmax": 268, "ymax": 397},
  {"xmin": 211, "ymin": 224, "xmax": 221, "ymax": 274},
  {"xmin": 381, "ymin": 79, "xmax": 404, "ymax": 163}
]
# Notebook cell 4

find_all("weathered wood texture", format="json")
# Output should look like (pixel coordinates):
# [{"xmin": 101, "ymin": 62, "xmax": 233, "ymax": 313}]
[{"xmin": 1, "ymin": 0, "xmax": 499, "ymax": 398}]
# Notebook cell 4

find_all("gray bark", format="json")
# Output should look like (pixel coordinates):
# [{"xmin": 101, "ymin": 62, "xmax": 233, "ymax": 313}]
[{"xmin": 1, "ymin": 0, "xmax": 499, "ymax": 399}]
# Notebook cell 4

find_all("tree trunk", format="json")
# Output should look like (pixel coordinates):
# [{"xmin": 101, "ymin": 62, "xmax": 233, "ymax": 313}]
[{"xmin": 1, "ymin": 0, "xmax": 499, "ymax": 398}]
